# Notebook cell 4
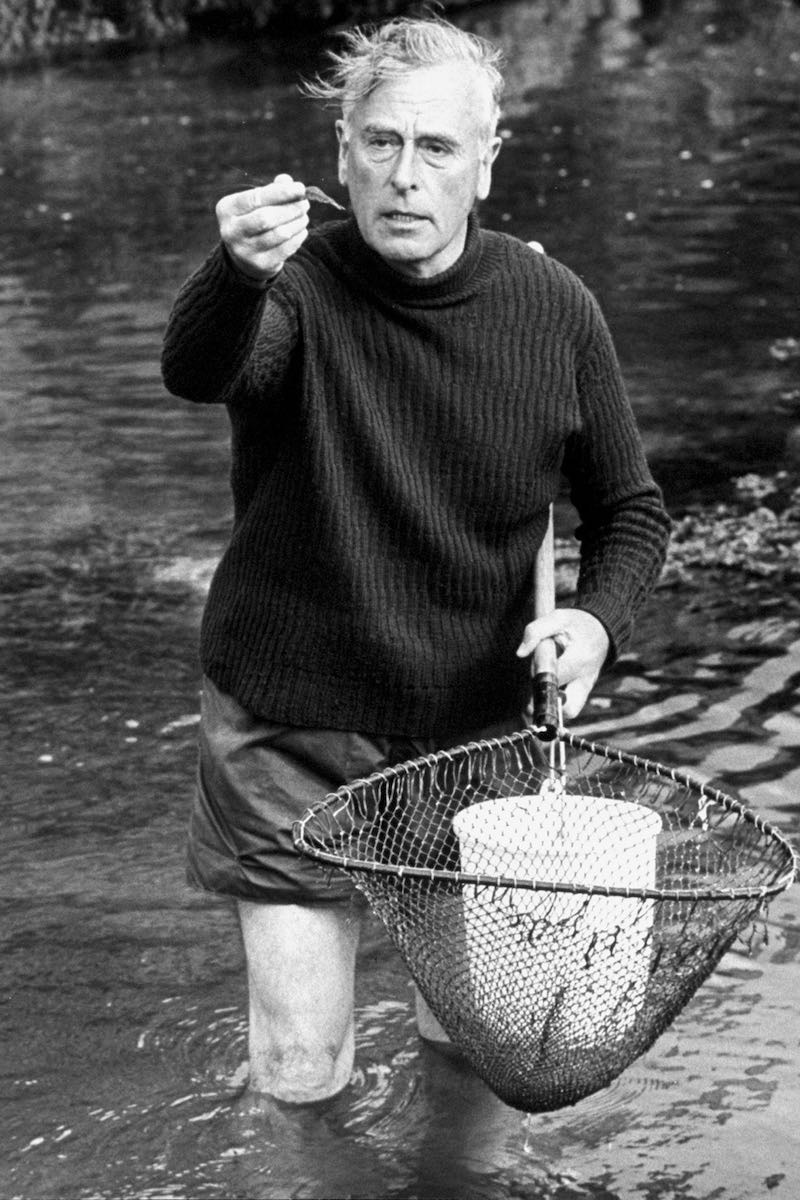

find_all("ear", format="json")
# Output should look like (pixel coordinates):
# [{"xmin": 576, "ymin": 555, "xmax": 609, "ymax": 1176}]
[
  {"xmin": 476, "ymin": 135, "xmax": 502, "ymax": 202},
  {"xmin": 335, "ymin": 119, "xmax": 349, "ymax": 187}
]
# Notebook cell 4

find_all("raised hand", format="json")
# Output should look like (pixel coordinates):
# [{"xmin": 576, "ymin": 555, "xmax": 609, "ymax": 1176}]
[{"xmin": 216, "ymin": 173, "xmax": 310, "ymax": 282}]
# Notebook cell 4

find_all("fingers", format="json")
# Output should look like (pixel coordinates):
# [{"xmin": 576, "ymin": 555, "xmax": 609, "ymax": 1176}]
[
  {"xmin": 516, "ymin": 609, "xmax": 609, "ymax": 668},
  {"xmin": 216, "ymin": 173, "xmax": 310, "ymax": 282},
  {"xmin": 232, "ymin": 201, "xmax": 308, "ymax": 238},
  {"xmin": 515, "ymin": 614, "xmax": 565, "ymax": 659},
  {"xmin": 233, "ymin": 212, "xmax": 309, "ymax": 255},
  {"xmin": 560, "ymin": 676, "xmax": 593, "ymax": 720}
]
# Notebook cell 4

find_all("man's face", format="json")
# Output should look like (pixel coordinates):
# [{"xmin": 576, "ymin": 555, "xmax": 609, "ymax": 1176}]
[{"xmin": 336, "ymin": 63, "xmax": 501, "ymax": 279}]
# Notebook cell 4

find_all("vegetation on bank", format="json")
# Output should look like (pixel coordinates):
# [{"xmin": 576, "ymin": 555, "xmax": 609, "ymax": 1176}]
[
  {"xmin": 0, "ymin": 0, "xmax": 474, "ymax": 67},
  {"xmin": 3, "ymin": 0, "xmax": 795, "ymax": 71},
  {"xmin": 552, "ymin": 471, "xmax": 800, "ymax": 603},
  {"xmin": 664, "ymin": 473, "xmax": 800, "ymax": 588}
]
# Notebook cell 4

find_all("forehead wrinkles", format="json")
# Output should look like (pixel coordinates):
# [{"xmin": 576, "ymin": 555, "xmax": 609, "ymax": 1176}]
[
  {"xmin": 348, "ymin": 64, "xmax": 494, "ymax": 140},
  {"xmin": 363, "ymin": 96, "xmax": 461, "ymax": 140}
]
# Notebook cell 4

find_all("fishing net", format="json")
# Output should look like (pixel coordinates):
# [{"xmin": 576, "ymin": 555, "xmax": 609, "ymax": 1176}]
[{"xmin": 293, "ymin": 726, "xmax": 797, "ymax": 1113}]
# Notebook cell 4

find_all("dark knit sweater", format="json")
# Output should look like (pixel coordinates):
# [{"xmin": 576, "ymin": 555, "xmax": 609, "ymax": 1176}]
[{"xmin": 161, "ymin": 214, "xmax": 670, "ymax": 736}]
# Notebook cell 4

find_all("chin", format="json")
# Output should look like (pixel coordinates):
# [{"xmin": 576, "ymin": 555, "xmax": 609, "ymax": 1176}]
[{"xmin": 376, "ymin": 229, "xmax": 433, "ymax": 257}]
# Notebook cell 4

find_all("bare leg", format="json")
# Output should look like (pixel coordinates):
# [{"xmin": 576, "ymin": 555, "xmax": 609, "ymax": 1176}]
[{"xmin": 238, "ymin": 899, "xmax": 361, "ymax": 1103}]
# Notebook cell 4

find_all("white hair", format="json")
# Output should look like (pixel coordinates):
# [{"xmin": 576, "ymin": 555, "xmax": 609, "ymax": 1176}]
[{"xmin": 302, "ymin": 16, "xmax": 505, "ymax": 137}]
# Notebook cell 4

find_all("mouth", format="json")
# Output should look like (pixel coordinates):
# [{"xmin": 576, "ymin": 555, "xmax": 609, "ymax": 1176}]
[{"xmin": 381, "ymin": 211, "xmax": 428, "ymax": 225}]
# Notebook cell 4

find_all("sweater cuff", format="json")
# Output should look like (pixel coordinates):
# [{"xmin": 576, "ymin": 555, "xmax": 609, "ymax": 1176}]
[{"xmin": 220, "ymin": 243, "xmax": 281, "ymax": 291}]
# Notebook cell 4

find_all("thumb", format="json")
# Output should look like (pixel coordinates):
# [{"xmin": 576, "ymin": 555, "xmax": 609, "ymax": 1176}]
[
  {"xmin": 235, "ymin": 174, "xmax": 303, "ymax": 212},
  {"xmin": 516, "ymin": 615, "xmax": 565, "ymax": 658}
]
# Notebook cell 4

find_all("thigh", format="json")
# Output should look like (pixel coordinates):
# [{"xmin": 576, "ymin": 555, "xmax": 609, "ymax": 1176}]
[{"xmin": 187, "ymin": 678, "xmax": 403, "ymax": 903}]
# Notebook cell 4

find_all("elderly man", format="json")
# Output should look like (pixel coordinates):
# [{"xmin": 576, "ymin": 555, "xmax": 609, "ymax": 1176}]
[{"xmin": 161, "ymin": 16, "xmax": 670, "ymax": 1104}]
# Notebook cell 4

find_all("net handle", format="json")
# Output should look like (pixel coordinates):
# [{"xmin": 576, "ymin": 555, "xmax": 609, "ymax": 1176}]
[{"xmin": 532, "ymin": 505, "xmax": 560, "ymax": 739}]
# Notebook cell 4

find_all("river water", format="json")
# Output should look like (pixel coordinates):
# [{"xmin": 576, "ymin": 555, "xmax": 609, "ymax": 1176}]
[{"xmin": 1, "ymin": 1, "xmax": 799, "ymax": 1197}]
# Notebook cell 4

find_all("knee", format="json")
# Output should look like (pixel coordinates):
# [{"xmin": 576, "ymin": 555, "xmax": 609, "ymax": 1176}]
[{"xmin": 249, "ymin": 1027, "xmax": 355, "ymax": 1103}]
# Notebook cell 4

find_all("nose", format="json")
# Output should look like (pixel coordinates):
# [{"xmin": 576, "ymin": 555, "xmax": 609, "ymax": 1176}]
[{"xmin": 390, "ymin": 141, "xmax": 418, "ymax": 192}]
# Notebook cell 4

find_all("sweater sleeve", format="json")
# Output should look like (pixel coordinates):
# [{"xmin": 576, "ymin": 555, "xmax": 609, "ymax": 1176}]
[
  {"xmin": 160, "ymin": 244, "xmax": 298, "ymax": 406},
  {"xmin": 563, "ymin": 288, "xmax": 672, "ymax": 660}
]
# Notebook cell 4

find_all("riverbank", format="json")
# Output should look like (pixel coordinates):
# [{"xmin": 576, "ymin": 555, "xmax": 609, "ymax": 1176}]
[
  {"xmin": 0, "ymin": 0, "xmax": 489, "ymax": 70},
  {"xmin": 548, "ymin": 470, "xmax": 800, "ymax": 609}
]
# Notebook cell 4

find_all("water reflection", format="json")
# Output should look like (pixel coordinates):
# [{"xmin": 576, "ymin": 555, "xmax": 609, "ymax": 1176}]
[{"xmin": 2, "ymin": 1, "xmax": 800, "ymax": 1197}]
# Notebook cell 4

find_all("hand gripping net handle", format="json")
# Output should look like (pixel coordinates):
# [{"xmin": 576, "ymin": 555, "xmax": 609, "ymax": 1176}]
[{"xmin": 294, "ymin": 501, "xmax": 796, "ymax": 903}]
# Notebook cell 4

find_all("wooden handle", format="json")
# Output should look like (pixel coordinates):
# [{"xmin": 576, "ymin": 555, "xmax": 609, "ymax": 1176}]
[{"xmin": 532, "ymin": 506, "xmax": 559, "ymax": 739}]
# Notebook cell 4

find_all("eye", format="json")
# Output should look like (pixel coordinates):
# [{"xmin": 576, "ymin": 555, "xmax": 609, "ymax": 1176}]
[
  {"xmin": 420, "ymin": 140, "xmax": 454, "ymax": 164},
  {"xmin": 366, "ymin": 132, "xmax": 398, "ymax": 150}
]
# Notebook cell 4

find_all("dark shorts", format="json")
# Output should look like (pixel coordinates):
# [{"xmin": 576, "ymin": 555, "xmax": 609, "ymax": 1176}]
[{"xmin": 187, "ymin": 675, "xmax": 523, "ymax": 904}]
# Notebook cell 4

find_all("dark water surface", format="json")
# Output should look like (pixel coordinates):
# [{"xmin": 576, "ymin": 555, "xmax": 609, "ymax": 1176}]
[{"xmin": 2, "ymin": 1, "xmax": 800, "ymax": 1197}]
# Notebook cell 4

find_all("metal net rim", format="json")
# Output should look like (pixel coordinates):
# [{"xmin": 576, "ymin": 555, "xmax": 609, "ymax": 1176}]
[{"xmin": 292, "ymin": 727, "xmax": 799, "ymax": 904}]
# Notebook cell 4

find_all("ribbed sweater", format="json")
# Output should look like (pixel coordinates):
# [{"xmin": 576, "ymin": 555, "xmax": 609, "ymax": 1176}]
[{"xmin": 161, "ymin": 214, "xmax": 670, "ymax": 736}]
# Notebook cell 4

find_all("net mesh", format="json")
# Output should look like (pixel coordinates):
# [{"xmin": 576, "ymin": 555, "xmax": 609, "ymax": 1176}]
[{"xmin": 293, "ymin": 727, "xmax": 797, "ymax": 1113}]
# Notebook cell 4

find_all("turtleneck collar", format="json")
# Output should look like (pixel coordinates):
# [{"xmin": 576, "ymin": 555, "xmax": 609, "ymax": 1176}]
[{"xmin": 315, "ymin": 210, "xmax": 496, "ymax": 309}]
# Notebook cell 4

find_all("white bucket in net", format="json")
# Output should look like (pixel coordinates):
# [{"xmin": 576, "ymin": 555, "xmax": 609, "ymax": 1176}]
[{"xmin": 452, "ymin": 793, "xmax": 662, "ymax": 1047}]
